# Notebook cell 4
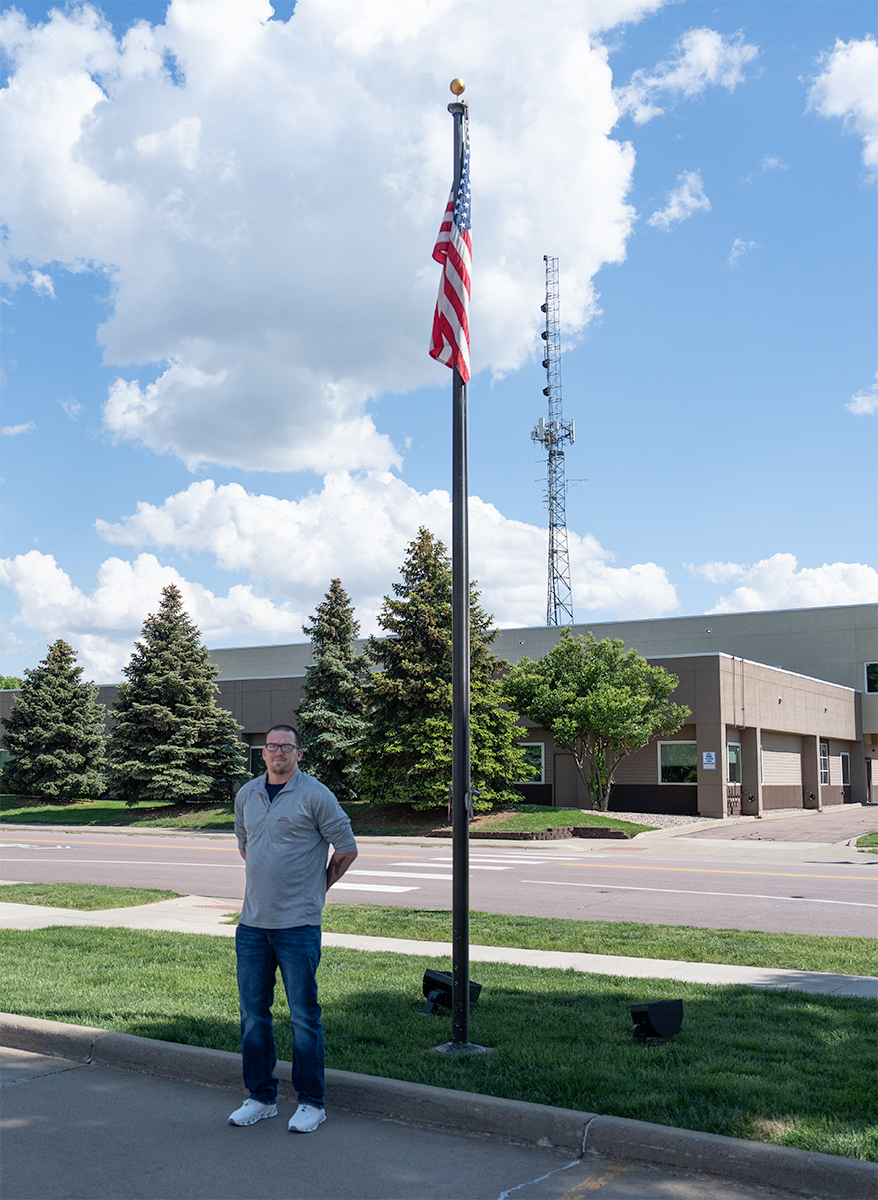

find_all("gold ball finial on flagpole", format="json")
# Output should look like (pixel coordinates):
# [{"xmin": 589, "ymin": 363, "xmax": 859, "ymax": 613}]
[{"xmin": 450, "ymin": 78, "xmax": 466, "ymax": 96}]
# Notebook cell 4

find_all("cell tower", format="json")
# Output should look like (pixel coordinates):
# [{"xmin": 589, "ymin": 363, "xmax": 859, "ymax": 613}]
[{"xmin": 531, "ymin": 255, "xmax": 575, "ymax": 626}]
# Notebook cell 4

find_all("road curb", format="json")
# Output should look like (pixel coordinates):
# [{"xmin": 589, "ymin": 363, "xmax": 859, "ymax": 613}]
[{"xmin": 3, "ymin": 1013, "xmax": 876, "ymax": 1198}]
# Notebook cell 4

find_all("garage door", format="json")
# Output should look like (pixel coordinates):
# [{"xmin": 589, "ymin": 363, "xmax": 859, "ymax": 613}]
[{"xmin": 761, "ymin": 731, "xmax": 802, "ymax": 785}]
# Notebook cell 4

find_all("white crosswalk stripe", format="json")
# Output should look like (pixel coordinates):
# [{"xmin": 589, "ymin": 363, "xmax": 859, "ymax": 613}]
[
  {"xmin": 427, "ymin": 855, "xmax": 576, "ymax": 865},
  {"xmin": 347, "ymin": 870, "xmax": 454, "ymax": 881},
  {"xmin": 330, "ymin": 882, "xmax": 419, "ymax": 893},
  {"xmin": 391, "ymin": 861, "xmax": 509, "ymax": 871}
]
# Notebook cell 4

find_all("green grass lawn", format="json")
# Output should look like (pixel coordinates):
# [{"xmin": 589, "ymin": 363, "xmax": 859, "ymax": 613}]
[
  {"xmin": 339, "ymin": 801, "xmax": 656, "ymax": 837},
  {"xmin": 469, "ymin": 805, "xmax": 655, "ymax": 835},
  {"xmin": 0, "ymin": 796, "xmax": 656, "ymax": 836},
  {"xmin": 1, "ymin": 924, "xmax": 874, "ymax": 1161},
  {"xmin": 3, "ymin": 882, "xmax": 871, "ymax": 976},
  {"xmin": 0, "ymin": 797, "xmax": 236, "ymax": 829},
  {"xmin": 323, "ymin": 905, "xmax": 878, "ymax": 977},
  {"xmin": 857, "ymin": 831, "xmax": 878, "ymax": 855},
  {"xmin": 0, "ymin": 883, "xmax": 181, "ymax": 909}
]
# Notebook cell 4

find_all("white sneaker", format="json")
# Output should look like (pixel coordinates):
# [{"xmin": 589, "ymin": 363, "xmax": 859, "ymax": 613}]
[
  {"xmin": 288, "ymin": 1103, "xmax": 326, "ymax": 1133},
  {"xmin": 228, "ymin": 1097, "xmax": 278, "ymax": 1126}
]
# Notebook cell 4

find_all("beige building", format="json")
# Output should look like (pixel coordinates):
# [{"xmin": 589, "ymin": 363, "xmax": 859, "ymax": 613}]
[
  {"xmin": 514, "ymin": 653, "xmax": 863, "ymax": 817},
  {"xmin": 2, "ymin": 603, "xmax": 875, "ymax": 815},
  {"xmin": 204, "ymin": 602, "xmax": 877, "ymax": 815}
]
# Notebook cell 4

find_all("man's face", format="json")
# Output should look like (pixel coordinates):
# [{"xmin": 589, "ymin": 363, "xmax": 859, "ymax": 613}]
[{"xmin": 262, "ymin": 734, "xmax": 302, "ymax": 779}]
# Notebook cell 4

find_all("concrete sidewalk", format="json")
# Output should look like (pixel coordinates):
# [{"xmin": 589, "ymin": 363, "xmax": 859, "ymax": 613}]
[
  {"xmin": 3, "ymin": 1015, "xmax": 876, "ymax": 1200},
  {"xmin": 2, "ymin": 894, "xmax": 876, "ymax": 999}
]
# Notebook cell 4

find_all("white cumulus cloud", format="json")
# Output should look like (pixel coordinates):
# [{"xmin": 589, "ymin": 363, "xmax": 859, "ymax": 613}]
[
  {"xmin": 0, "ymin": 549, "xmax": 306, "ymax": 681},
  {"xmin": 694, "ymin": 554, "xmax": 878, "ymax": 614},
  {"xmin": 0, "ymin": 0, "xmax": 662, "ymax": 475},
  {"xmin": 847, "ymin": 375, "xmax": 878, "ymax": 415},
  {"xmin": 616, "ymin": 27, "xmax": 758, "ymax": 124},
  {"xmin": 2, "ymin": 472, "xmax": 680, "ymax": 678},
  {"xmin": 648, "ymin": 169, "xmax": 711, "ymax": 231},
  {"xmin": 727, "ymin": 237, "xmax": 757, "ymax": 266},
  {"xmin": 29, "ymin": 270, "xmax": 55, "ymax": 297},
  {"xmin": 1, "ymin": 422, "xmax": 36, "ymax": 436},
  {"xmin": 96, "ymin": 472, "xmax": 680, "ymax": 624},
  {"xmin": 686, "ymin": 561, "xmax": 746, "ymax": 585},
  {"xmin": 58, "ymin": 397, "xmax": 83, "ymax": 419},
  {"xmin": 808, "ymin": 35, "xmax": 878, "ymax": 175}
]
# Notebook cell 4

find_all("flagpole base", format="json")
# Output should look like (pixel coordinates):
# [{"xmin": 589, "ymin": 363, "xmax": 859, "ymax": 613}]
[{"xmin": 432, "ymin": 1041, "xmax": 491, "ymax": 1056}]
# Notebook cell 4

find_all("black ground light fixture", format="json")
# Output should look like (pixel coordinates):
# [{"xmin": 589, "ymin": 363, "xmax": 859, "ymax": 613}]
[
  {"xmin": 631, "ymin": 999, "xmax": 683, "ymax": 1044},
  {"xmin": 421, "ymin": 969, "xmax": 481, "ymax": 1015}
]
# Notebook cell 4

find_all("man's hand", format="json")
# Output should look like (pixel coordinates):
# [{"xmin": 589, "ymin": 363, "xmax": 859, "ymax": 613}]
[{"xmin": 326, "ymin": 850, "xmax": 357, "ymax": 889}]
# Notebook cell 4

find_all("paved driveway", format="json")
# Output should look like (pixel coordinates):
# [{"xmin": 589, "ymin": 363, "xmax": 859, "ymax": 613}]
[{"xmin": 685, "ymin": 806, "xmax": 878, "ymax": 844}]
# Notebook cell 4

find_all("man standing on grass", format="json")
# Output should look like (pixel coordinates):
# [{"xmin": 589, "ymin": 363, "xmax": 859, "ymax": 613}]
[{"xmin": 229, "ymin": 723, "xmax": 357, "ymax": 1133}]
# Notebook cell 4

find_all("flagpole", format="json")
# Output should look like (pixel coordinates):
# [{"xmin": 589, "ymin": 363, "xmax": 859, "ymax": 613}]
[
  {"xmin": 449, "ymin": 94, "xmax": 471, "ymax": 1051},
  {"xmin": 438, "ymin": 88, "xmax": 485, "ymax": 1056}
]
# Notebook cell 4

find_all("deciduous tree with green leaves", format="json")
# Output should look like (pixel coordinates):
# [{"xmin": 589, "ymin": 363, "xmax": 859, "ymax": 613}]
[
  {"xmin": 0, "ymin": 640, "xmax": 106, "ymax": 801},
  {"xmin": 358, "ymin": 528, "xmax": 528, "ymax": 812},
  {"xmin": 296, "ymin": 579, "xmax": 369, "ymax": 802},
  {"xmin": 502, "ymin": 631, "xmax": 690, "ymax": 811},
  {"xmin": 106, "ymin": 584, "xmax": 247, "ymax": 805},
  {"xmin": 0, "ymin": 675, "xmax": 23, "ymax": 690}
]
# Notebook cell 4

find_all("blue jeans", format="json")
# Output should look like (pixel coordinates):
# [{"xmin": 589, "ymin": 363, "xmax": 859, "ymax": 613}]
[{"xmin": 235, "ymin": 922, "xmax": 324, "ymax": 1108}]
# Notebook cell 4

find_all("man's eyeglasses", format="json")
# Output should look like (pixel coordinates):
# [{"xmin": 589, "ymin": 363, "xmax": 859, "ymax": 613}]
[{"xmin": 265, "ymin": 743, "xmax": 297, "ymax": 755}]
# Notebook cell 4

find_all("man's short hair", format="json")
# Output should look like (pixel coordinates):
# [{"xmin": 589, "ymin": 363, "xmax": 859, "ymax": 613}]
[{"xmin": 267, "ymin": 724, "xmax": 300, "ymax": 749}]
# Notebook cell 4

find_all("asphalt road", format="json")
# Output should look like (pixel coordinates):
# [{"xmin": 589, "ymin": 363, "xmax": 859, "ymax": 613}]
[{"xmin": 2, "ymin": 815, "xmax": 876, "ymax": 936}]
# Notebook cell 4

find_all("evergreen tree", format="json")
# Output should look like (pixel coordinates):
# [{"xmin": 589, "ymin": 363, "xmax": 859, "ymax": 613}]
[
  {"xmin": 358, "ymin": 527, "xmax": 527, "ymax": 811},
  {"xmin": 0, "ymin": 640, "xmax": 106, "ymax": 801},
  {"xmin": 295, "ymin": 579, "xmax": 369, "ymax": 802},
  {"xmin": 106, "ymin": 584, "xmax": 248, "ymax": 805}
]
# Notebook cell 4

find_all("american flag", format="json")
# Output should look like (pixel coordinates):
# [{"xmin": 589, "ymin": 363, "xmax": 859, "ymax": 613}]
[{"xmin": 429, "ymin": 120, "xmax": 471, "ymax": 382}]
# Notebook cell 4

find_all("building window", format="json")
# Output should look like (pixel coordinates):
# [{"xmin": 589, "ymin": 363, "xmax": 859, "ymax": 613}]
[
  {"xmin": 840, "ymin": 752, "xmax": 850, "ymax": 787},
  {"xmin": 659, "ymin": 742, "xmax": 698, "ymax": 784},
  {"xmin": 517, "ymin": 743, "xmax": 545, "ymax": 783},
  {"xmin": 249, "ymin": 747, "xmax": 266, "ymax": 777},
  {"xmin": 727, "ymin": 743, "xmax": 742, "ymax": 784},
  {"xmin": 819, "ymin": 741, "xmax": 830, "ymax": 786},
  {"xmin": 866, "ymin": 664, "xmax": 878, "ymax": 694}
]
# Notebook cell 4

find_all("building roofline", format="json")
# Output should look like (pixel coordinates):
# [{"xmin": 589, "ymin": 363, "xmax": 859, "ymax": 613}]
[
  {"xmin": 646, "ymin": 651, "xmax": 858, "ymax": 692},
  {"xmin": 207, "ymin": 600, "xmax": 877, "ymax": 658},
  {"xmin": 494, "ymin": 601, "xmax": 876, "ymax": 635},
  {"xmin": 210, "ymin": 652, "xmax": 857, "ymax": 694},
  {"xmin": 215, "ymin": 675, "xmax": 304, "ymax": 683}
]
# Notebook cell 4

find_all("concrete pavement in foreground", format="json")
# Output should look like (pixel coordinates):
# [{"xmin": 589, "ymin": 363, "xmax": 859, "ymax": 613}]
[
  {"xmin": 0, "ymin": 1046, "xmax": 785, "ymax": 1200},
  {"xmin": 4, "ymin": 1029, "xmax": 875, "ymax": 1200}
]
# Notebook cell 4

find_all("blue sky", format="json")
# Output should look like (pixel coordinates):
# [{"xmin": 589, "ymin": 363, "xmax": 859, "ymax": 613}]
[{"xmin": 1, "ymin": 0, "xmax": 876, "ymax": 682}]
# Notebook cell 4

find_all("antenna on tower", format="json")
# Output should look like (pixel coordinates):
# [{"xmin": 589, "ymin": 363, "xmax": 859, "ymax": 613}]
[{"xmin": 531, "ymin": 255, "xmax": 574, "ymax": 626}]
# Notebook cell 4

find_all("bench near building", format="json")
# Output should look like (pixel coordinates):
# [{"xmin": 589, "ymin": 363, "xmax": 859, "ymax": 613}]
[{"xmin": 1, "ymin": 603, "xmax": 875, "ymax": 818}]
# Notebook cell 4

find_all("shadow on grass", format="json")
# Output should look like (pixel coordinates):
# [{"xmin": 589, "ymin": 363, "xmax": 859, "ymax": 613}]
[
  {"xmin": 318, "ymin": 952, "xmax": 878, "ymax": 1161},
  {"xmin": 2, "ymin": 929, "xmax": 875, "ymax": 1160}
]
